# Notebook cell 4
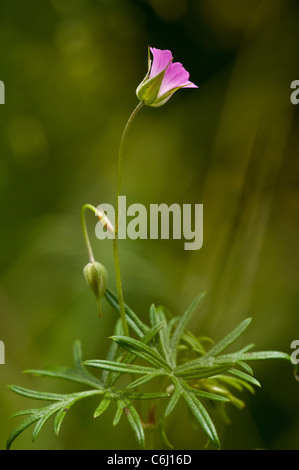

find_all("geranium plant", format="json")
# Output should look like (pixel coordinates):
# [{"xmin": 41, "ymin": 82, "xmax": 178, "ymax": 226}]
[{"xmin": 6, "ymin": 47, "xmax": 293, "ymax": 450}]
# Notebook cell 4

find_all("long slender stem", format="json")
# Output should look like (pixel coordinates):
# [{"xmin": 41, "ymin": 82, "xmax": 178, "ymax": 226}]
[{"xmin": 113, "ymin": 101, "xmax": 144, "ymax": 337}]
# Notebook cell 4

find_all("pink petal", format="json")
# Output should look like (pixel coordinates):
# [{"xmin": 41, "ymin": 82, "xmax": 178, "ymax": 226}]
[
  {"xmin": 149, "ymin": 47, "xmax": 173, "ymax": 79},
  {"xmin": 183, "ymin": 82, "xmax": 198, "ymax": 88},
  {"xmin": 159, "ymin": 61, "xmax": 197, "ymax": 96}
]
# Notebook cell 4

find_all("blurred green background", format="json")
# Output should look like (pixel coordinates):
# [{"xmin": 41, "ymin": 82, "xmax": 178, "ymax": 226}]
[{"xmin": 0, "ymin": 0, "xmax": 298, "ymax": 450}]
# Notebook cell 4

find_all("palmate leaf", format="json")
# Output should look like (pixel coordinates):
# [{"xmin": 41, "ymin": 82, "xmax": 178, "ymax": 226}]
[
  {"xmin": 7, "ymin": 340, "xmax": 168, "ymax": 450},
  {"xmin": 169, "ymin": 292, "xmax": 206, "ymax": 367},
  {"xmin": 24, "ymin": 339, "xmax": 105, "ymax": 390},
  {"xmin": 23, "ymin": 365, "xmax": 104, "ymax": 390},
  {"xmin": 7, "ymin": 288, "xmax": 293, "ymax": 450},
  {"xmin": 102, "ymin": 319, "xmax": 164, "ymax": 388},
  {"xmin": 7, "ymin": 333, "xmax": 160, "ymax": 450},
  {"xmin": 7, "ymin": 388, "xmax": 103, "ymax": 450},
  {"xmin": 89, "ymin": 292, "xmax": 292, "ymax": 449}
]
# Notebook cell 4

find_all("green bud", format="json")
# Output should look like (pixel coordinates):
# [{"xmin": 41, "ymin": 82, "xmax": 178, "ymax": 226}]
[{"xmin": 83, "ymin": 261, "xmax": 107, "ymax": 317}]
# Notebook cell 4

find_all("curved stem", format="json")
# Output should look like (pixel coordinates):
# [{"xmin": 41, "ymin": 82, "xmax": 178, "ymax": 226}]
[
  {"xmin": 81, "ymin": 204, "xmax": 98, "ymax": 263},
  {"xmin": 116, "ymin": 101, "xmax": 144, "ymax": 227},
  {"xmin": 113, "ymin": 101, "xmax": 144, "ymax": 337}
]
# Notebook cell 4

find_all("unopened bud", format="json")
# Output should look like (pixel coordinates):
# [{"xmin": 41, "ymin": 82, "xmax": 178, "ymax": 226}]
[{"xmin": 83, "ymin": 261, "xmax": 107, "ymax": 317}]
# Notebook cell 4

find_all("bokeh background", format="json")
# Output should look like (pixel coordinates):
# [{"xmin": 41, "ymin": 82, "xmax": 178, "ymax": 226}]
[{"xmin": 0, "ymin": 0, "xmax": 298, "ymax": 450}]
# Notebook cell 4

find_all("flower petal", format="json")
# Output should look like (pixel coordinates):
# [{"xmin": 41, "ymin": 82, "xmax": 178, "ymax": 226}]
[
  {"xmin": 159, "ymin": 61, "xmax": 197, "ymax": 96},
  {"xmin": 182, "ymin": 81, "xmax": 198, "ymax": 88},
  {"xmin": 149, "ymin": 47, "xmax": 173, "ymax": 79}
]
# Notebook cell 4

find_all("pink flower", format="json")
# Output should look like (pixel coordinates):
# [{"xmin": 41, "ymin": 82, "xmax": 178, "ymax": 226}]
[{"xmin": 136, "ymin": 47, "xmax": 198, "ymax": 107}]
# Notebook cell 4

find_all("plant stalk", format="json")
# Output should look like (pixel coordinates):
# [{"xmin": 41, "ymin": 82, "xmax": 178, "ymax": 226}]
[
  {"xmin": 113, "ymin": 101, "xmax": 144, "ymax": 337},
  {"xmin": 81, "ymin": 203, "xmax": 98, "ymax": 263}
]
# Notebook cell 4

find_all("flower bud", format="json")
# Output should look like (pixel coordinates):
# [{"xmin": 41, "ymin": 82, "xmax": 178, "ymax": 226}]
[{"xmin": 83, "ymin": 261, "xmax": 107, "ymax": 317}]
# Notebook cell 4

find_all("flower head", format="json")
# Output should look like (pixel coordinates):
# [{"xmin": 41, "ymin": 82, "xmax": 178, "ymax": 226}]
[{"xmin": 136, "ymin": 47, "xmax": 198, "ymax": 107}]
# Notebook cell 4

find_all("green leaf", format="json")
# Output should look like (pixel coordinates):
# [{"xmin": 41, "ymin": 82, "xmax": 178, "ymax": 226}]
[
  {"xmin": 53, "ymin": 391, "xmax": 100, "ymax": 435},
  {"xmin": 32, "ymin": 407, "xmax": 58, "ymax": 442},
  {"xmin": 126, "ymin": 373, "xmax": 161, "ymax": 390},
  {"xmin": 149, "ymin": 305, "xmax": 170, "ymax": 361},
  {"xmin": 72, "ymin": 339, "xmax": 83, "ymax": 369},
  {"xmin": 229, "ymin": 369, "xmax": 261, "ymax": 387},
  {"xmin": 185, "ymin": 385, "xmax": 230, "ymax": 403},
  {"xmin": 24, "ymin": 365, "xmax": 104, "ymax": 390},
  {"xmin": 105, "ymin": 321, "xmax": 166, "ymax": 388},
  {"xmin": 164, "ymin": 388, "xmax": 181, "ymax": 417},
  {"xmin": 111, "ymin": 335, "xmax": 171, "ymax": 370},
  {"xmin": 83, "ymin": 359, "xmax": 156, "ymax": 376},
  {"xmin": 141, "ymin": 320, "xmax": 166, "ymax": 350},
  {"xmin": 113, "ymin": 400, "xmax": 124, "ymax": 426},
  {"xmin": 177, "ymin": 379, "xmax": 220, "ymax": 448},
  {"xmin": 213, "ymin": 374, "xmax": 254, "ymax": 393},
  {"xmin": 175, "ymin": 363, "xmax": 235, "ymax": 380},
  {"xmin": 7, "ymin": 389, "xmax": 103, "ymax": 449},
  {"xmin": 237, "ymin": 361, "xmax": 254, "ymax": 375},
  {"xmin": 8, "ymin": 385, "xmax": 66, "ymax": 402},
  {"xmin": 54, "ymin": 406, "xmax": 69, "ymax": 435},
  {"xmin": 110, "ymin": 394, "xmax": 146, "ymax": 447},
  {"xmin": 94, "ymin": 396, "xmax": 111, "ymax": 418},
  {"xmin": 102, "ymin": 319, "xmax": 124, "ymax": 386},
  {"xmin": 169, "ymin": 292, "xmax": 206, "ymax": 366},
  {"xmin": 180, "ymin": 331, "xmax": 207, "ymax": 355},
  {"xmin": 125, "ymin": 392, "xmax": 169, "ymax": 400},
  {"xmin": 105, "ymin": 289, "xmax": 149, "ymax": 337},
  {"xmin": 7, "ymin": 414, "xmax": 41, "ymax": 450},
  {"xmin": 204, "ymin": 318, "xmax": 252, "ymax": 359},
  {"xmin": 236, "ymin": 351, "xmax": 292, "ymax": 362},
  {"xmin": 25, "ymin": 339, "xmax": 104, "ymax": 390},
  {"xmin": 158, "ymin": 420, "xmax": 174, "ymax": 449},
  {"xmin": 121, "ymin": 399, "xmax": 145, "ymax": 449},
  {"xmin": 9, "ymin": 408, "xmax": 42, "ymax": 418}
]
